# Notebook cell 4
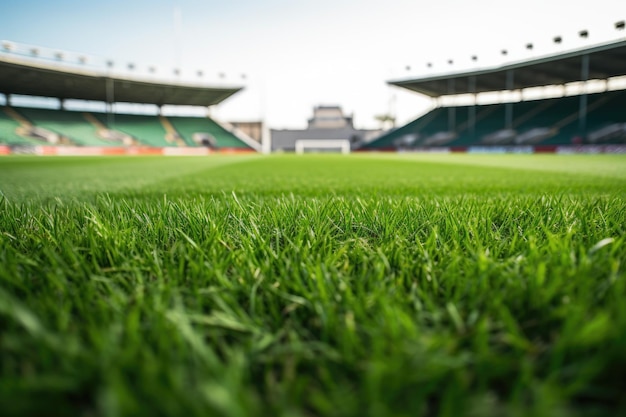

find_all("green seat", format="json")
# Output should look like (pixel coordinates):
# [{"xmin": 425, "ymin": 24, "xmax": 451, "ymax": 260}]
[
  {"xmin": 169, "ymin": 116, "xmax": 251, "ymax": 149},
  {"xmin": 0, "ymin": 108, "xmax": 42, "ymax": 145},
  {"xmin": 364, "ymin": 90, "xmax": 626, "ymax": 149},
  {"xmin": 92, "ymin": 113, "xmax": 172, "ymax": 147},
  {"xmin": 17, "ymin": 107, "xmax": 116, "ymax": 146}
]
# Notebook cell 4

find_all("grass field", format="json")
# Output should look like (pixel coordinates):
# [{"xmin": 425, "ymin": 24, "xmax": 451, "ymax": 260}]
[{"xmin": 1, "ymin": 154, "xmax": 625, "ymax": 417}]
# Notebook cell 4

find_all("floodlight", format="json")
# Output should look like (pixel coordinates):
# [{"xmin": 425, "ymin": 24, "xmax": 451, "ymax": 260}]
[
  {"xmin": 501, "ymin": 49, "xmax": 508, "ymax": 56},
  {"xmin": 471, "ymin": 55, "xmax": 477, "ymax": 61},
  {"xmin": 128, "ymin": 63, "xmax": 135, "ymax": 70},
  {"xmin": 553, "ymin": 36, "xmax": 562, "ymax": 44},
  {"xmin": 526, "ymin": 43, "xmax": 533, "ymax": 50},
  {"xmin": 426, "ymin": 62, "xmax": 432, "ymax": 68},
  {"xmin": 616, "ymin": 21, "xmax": 625, "ymax": 30},
  {"xmin": 405, "ymin": 65, "xmax": 411, "ymax": 71},
  {"xmin": 55, "ymin": 52, "xmax": 63, "ymax": 60},
  {"xmin": 78, "ymin": 56, "xmax": 87, "ymax": 64},
  {"xmin": 106, "ymin": 60, "xmax": 114, "ymax": 68},
  {"xmin": 579, "ymin": 30, "xmax": 588, "ymax": 38},
  {"xmin": 30, "ymin": 48, "xmax": 39, "ymax": 56},
  {"xmin": 447, "ymin": 59, "xmax": 453, "ymax": 65}
]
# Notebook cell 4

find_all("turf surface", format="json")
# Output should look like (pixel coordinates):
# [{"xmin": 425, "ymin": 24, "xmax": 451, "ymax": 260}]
[{"xmin": 1, "ymin": 154, "xmax": 625, "ymax": 416}]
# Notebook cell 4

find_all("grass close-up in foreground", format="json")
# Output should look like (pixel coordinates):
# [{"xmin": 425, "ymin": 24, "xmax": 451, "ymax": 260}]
[{"xmin": 0, "ymin": 154, "xmax": 625, "ymax": 417}]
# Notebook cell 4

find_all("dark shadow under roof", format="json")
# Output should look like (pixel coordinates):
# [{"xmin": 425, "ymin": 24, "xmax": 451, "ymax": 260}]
[
  {"xmin": 389, "ymin": 40, "xmax": 626, "ymax": 97},
  {"xmin": 0, "ymin": 55, "xmax": 242, "ymax": 106}
]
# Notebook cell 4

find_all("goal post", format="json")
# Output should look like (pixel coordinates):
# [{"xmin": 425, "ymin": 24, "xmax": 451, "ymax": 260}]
[{"xmin": 295, "ymin": 139, "xmax": 351, "ymax": 154}]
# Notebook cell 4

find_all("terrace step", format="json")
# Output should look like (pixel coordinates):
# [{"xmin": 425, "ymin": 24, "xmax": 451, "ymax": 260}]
[{"xmin": 160, "ymin": 115, "xmax": 187, "ymax": 147}]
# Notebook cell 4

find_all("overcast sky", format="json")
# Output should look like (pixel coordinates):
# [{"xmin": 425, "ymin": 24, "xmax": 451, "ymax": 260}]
[{"xmin": 1, "ymin": 0, "xmax": 624, "ymax": 128}]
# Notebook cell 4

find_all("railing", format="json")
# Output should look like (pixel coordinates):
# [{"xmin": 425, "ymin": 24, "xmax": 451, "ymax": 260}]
[{"xmin": 0, "ymin": 39, "xmax": 244, "ymax": 86}]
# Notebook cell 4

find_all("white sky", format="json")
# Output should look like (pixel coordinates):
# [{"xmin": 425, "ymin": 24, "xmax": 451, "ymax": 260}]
[{"xmin": 1, "ymin": 0, "xmax": 625, "ymax": 128}]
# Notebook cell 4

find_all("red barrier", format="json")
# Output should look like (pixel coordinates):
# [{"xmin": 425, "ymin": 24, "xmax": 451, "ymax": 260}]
[
  {"xmin": 163, "ymin": 147, "xmax": 210, "ymax": 156},
  {"xmin": 102, "ymin": 147, "xmax": 128, "ymax": 155},
  {"xmin": 450, "ymin": 147, "xmax": 468, "ymax": 153},
  {"xmin": 126, "ymin": 147, "xmax": 165, "ymax": 155},
  {"xmin": 534, "ymin": 146, "xmax": 557, "ymax": 153},
  {"xmin": 38, "ymin": 146, "xmax": 59, "ymax": 155},
  {"xmin": 218, "ymin": 148, "xmax": 256, "ymax": 154}
]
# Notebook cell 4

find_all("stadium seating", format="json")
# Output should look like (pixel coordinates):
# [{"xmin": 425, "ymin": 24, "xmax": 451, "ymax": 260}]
[
  {"xmin": 93, "ymin": 113, "xmax": 173, "ymax": 147},
  {"xmin": 16, "ymin": 107, "xmax": 116, "ymax": 146},
  {"xmin": 363, "ymin": 90, "xmax": 626, "ymax": 149},
  {"xmin": 0, "ymin": 106, "xmax": 252, "ymax": 149},
  {"xmin": 0, "ymin": 108, "xmax": 43, "ymax": 145},
  {"xmin": 168, "ymin": 116, "xmax": 252, "ymax": 149}
]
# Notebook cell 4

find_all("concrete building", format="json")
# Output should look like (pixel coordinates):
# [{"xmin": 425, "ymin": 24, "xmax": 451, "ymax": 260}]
[{"xmin": 270, "ymin": 106, "xmax": 381, "ymax": 151}]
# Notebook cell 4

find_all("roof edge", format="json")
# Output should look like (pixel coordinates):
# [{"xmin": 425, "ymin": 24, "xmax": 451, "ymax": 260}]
[{"xmin": 388, "ymin": 38, "xmax": 626, "ymax": 94}]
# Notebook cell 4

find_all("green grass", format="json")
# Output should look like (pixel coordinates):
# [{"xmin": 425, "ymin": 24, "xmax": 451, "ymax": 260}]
[{"xmin": 0, "ymin": 154, "xmax": 625, "ymax": 417}]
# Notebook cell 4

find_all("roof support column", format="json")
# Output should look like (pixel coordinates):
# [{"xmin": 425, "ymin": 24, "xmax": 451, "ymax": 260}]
[
  {"xmin": 469, "ymin": 76, "xmax": 476, "ymax": 142},
  {"xmin": 578, "ymin": 54, "xmax": 590, "ymax": 140},
  {"xmin": 106, "ymin": 77, "xmax": 115, "ymax": 128},
  {"xmin": 447, "ymin": 78, "xmax": 456, "ymax": 132},
  {"xmin": 505, "ymin": 70, "xmax": 514, "ymax": 130}
]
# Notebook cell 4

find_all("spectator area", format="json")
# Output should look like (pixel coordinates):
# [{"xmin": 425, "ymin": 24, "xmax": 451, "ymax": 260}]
[
  {"xmin": 0, "ymin": 107, "xmax": 253, "ymax": 149},
  {"xmin": 0, "ymin": 108, "xmax": 41, "ymax": 145},
  {"xmin": 93, "ymin": 113, "xmax": 172, "ymax": 147},
  {"xmin": 169, "ymin": 116, "xmax": 252, "ymax": 149},
  {"xmin": 17, "ymin": 107, "xmax": 115, "ymax": 146},
  {"xmin": 363, "ymin": 90, "xmax": 626, "ymax": 149}
]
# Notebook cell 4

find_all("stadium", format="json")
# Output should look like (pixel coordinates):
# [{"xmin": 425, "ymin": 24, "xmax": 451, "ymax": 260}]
[
  {"xmin": 2, "ymin": 33, "xmax": 626, "ymax": 155},
  {"xmin": 361, "ymin": 27, "xmax": 626, "ymax": 153},
  {"xmin": 1, "ymin": 4, "xmax": 626, "ymax": 417}
]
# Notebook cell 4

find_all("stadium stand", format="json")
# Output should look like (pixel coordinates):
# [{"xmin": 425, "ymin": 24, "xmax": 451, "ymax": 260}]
[
  {"xmin": 16, "ymin": 107, "xmax": 117, "ymax": 146},
  {"xmin": 0, "ymin": 41, "xmax": 261, "ymax": 153},
  {"xmin": 0, "ymin": 106, "xmax": 254, "ymax": 149},
  {"xmin": 364, "ymin": 90, "xmax": 626, "ymax": 149},
  {"xmin": 363, "ymin": 36, "xmax": 626, "ymax": 152},
  {"xmin": 159, "ymin": 116, "xmax": 188, "ymax": 147},
  {"xmin": 93, "ymin": 113, "xmax": 172, "ymax": 147},
  {"xmin": 169, "ymin": 116, "xmax": 252, "ymax": 149},
  {"xmin": 0, "ymin": 108, "xmax": 39, "ymax": 145}
]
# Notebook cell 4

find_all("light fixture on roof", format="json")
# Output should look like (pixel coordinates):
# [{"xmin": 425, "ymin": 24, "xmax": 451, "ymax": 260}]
[
  {"xmin": 30, "ymin": 48, "xmax": 39, "ymax": 56},
  {"xmin": 127, "ymin": 63, "xmax": 135, "ymax": 70},
  {"xmin": 553, "ymin": 36, "xmax": 562, "ymax": 44},
  {"xmin": 54, "ymin": 52, "xmax": 63, "ymax": 60},
  {"xmin": 405, "ymin": 65, "xmax": 411, "ymax": 71},
  {"xmin": 106, "ymin": 60, "xmax": 114, "ymax": 68},
  {"xmin": 579, "ymin": 30, "xmax": 589, "ymax": 38},
  {"xmin": 426, "ymin": 62, "xmax": 432, "ymax": 68},
  {"xmin": 471, "ymin": 55, "xmax": 478, "ymax": 61},
  {"xmin": 447, "ymin": 59, "xmax": 453, "ymax": 65},
  {"xmin": 501, "ymin": 49, "xmax": 508, "ymax": 56},
  {"xmin": 2, "ymin": 41, "xmax": 14, "ymax": 51},
  {"xmin": 616, "ymin": 20, "xmax": 625, "ymax": 30},
  {"xmin": 526, "ymin": 43, "xmax": 533, "ymax": 50},
  {"xmin": 78, "ymin": 56, "xmax": 87, "ymax": 64}
]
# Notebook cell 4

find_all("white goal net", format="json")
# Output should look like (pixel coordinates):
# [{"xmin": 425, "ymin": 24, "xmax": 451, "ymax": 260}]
[{"xmin": 295, "ymin": 139, "xmax": 351, "ymax": 154}]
